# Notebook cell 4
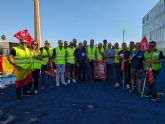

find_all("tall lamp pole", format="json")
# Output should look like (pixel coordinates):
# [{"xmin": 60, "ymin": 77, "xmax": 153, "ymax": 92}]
[
  {"xmin": 34, "ymin": 0, "xmax": 41, "ymax": 47},
  {"xmin": 123, "ymin": 29, "xmax": 125, "ymax": 43}
]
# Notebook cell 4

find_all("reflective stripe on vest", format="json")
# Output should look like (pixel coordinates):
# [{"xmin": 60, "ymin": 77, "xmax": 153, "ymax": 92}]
[
  {"xmin": 66, "ymin": 47, "xmax": 75, "ymax": 63},
  {"xmin": 54, "ymin": 47, "xmax": 66, "ymax": 65},
  {"xmin": 144, "ymin": 50, "xmax": 161, "ymax": 71},
  {"xmin": 87, "ymin": 46, "xmax": 96, "ymax": 61},
  {"xmin": 41, "ymin": 47, "xmax": 53, "ymax": 65},
  {"xmin": 13, "ymin": 46, "xmax": 31, "ymax": 69},
  {"xmin": 30, "ymin": 50, "xmax": 42, "ymax": 70}
]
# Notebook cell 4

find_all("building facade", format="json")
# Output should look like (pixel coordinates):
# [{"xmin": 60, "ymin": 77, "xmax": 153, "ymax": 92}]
[{"xmin": 142, "ymin": 0, "xmax": 165, "ymax": 53}]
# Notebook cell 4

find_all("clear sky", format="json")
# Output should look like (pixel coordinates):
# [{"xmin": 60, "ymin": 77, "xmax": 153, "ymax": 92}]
[{"xmin": 0, "ymin": 0, "xmax": 159, "ymax": 47}]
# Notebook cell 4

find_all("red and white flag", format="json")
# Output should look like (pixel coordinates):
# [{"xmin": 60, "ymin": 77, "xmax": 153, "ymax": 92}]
[
  {"xmin": 146, "ymin": 67, "xmax": 154, "ymax": 85},
  {"xmin": 140, "ymin": 36, "xmax": 149, "ymax": 51},
  {"xmin": 14, "ymin": 29, "xmax": 33, "ymax": 46}
]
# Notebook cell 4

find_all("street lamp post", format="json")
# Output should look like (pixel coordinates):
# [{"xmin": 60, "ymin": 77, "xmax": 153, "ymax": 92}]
[
  {"xmin": 34, "ymin": 0, "xmax": 41, "ymax": 47},
  {"xmin": 123, "ymin": 29, "xmax": 125, "ymax": 43}
]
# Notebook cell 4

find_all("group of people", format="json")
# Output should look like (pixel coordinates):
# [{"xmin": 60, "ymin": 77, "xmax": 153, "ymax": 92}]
[{"xmin": 7, "ymin": 38, "xmax": 164, "ymax": 101}]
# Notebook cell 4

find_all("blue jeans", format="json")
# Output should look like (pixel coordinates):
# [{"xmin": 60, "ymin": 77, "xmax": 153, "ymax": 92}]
[
  {"xmin": 106, "ymin": 63, "xmax": 116, "ymax": 83},
  {"xmin": 147, "ymin": 73, "xmax": 157, "ymax": 95},
  {"xmin": 87, "ymin": 61, "xmax": 95, "ymax": 80}
]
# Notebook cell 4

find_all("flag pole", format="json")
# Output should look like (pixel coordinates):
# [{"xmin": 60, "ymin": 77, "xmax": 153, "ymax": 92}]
[{"xmin": 34, "ymin": 0, "xmax": 42, "ymax": 47}]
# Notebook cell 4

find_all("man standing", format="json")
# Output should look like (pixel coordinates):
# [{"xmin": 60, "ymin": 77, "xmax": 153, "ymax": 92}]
[
  {"xmin": 129, "ymin": 43, "xmax": 144, "ymax": 93},
  {"xmin": 40, "ymin": 40, "xmax": 54, "ymax": 89},
  {"xmin": 143, "ymin": 41, "xmax": 164, "ymax": 100},
  {"xmin": 8, "ymin": 39, "xmax": 33, "ymax": 101},
  {"xmin": 118, "ymin": 42, "xmax": 130, "ymax": 89},
  {"xmin": 53, "ymin": 40, "xmax": 67, "ymax": 86},
  {"xmin": 114, "ymin": 42, "xmax": 122, "ymax": 87},
  {"xmin": 74, "ymin": 42, "xmax": 86, "ymax": 81},
  {"xmin": 66, "ymin": 42, "xmax": 76, "ymax": 84},
  {"xmin": 104, "ymin": 43, "xmax": 116, "ymax": 83},
  {"xmin": 128, "ymin": 41, "xmax": 136, "ymax": 84},
  {"xmin": 86, "ymin": 39, "xmax": 96, "ymax": 82}
]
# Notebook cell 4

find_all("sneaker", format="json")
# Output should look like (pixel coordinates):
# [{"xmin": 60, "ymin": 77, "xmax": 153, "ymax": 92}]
[
  {"xmin": 34, "ymin": 90, "xmax": 38, "ymax": 94},
  {"xmin": 72, "ymin": 79, "xmax": 76, "ymax": 83},
  {"xmin": 56, "ymin": 82, "xmax": 60, "ymax": 87},
  {"xmin": 144, "ymin": 93, "xmax": 152, "ymax": 98},
  {"xmin": 126, "ymin": 84, "xmax": 130, "ymax": 89},
  {"xmin": 67, "ymin": 80, "xmax": 71, "ymax": 84},
  {"xmin": 151, "ymin": 95, "xmax": 157, "ymax": 102},
  {"xmin": 16, "ymin": 95, "xmax": 22, "ymax": 102},
  {"xmin": 62, "ymin": 82, "xmax": 67, "ymax": 86},
  {"xmin": 115, "ymin": 83, "xmax": 120, "ymax": 88}
]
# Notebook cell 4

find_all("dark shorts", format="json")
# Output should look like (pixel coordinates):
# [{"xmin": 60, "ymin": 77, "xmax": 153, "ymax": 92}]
[
  {"xmin": 66, "ymin": 63, "xmax": 76, "ymax": 73},
  {"xmin": 131, "ymin": 68, "xmax": 142, "ymax": 79}
]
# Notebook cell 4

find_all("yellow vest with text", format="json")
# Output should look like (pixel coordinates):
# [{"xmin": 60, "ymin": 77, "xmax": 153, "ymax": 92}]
[
  {"xmin": 54, "ymin": 47, "xmax": 66, "ymax": 65},
  {"xmin": 30, "ymin": 50, "xmax": 42, "ymax": 70},
  {"xmin": 114, "ymin": 48, "xmax": 122, "ymax": 64},
  {"xmin": 66, "ymin": 47, "xmax": 76, "ymax": 63},
  {"xmin": 144, "ymin": 50, "xmax": 162, "ymax": 71},
  {"xmin": 13, "ymin": 46, "xmax": 31, "ymax": 69},
  {"xmin": 87, "ymin": 46, "xmax": 96, "ymax": 61},
  {"xmin": 41, "ymin": 47, "xmax": 53, "ymax": 65}
]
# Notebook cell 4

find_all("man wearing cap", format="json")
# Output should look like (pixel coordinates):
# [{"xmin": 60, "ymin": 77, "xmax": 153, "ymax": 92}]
[
  {"xmin": 40, "ymin": 40, "xmax": 54, "ymax": 89},
  {"xmin": 8, "ymin": 39, "xmax": 33, "ymax": 101},
  {"xmin": 53, "ymin": 40, "xmax": 67, "ymax": 86},
  {"xmin": 66, "ymin": 42, "xmax": 76, "ymax": 84},
  {"xmin": 86, "ymin": 39, "xmax": 97, "ymax": 82}
]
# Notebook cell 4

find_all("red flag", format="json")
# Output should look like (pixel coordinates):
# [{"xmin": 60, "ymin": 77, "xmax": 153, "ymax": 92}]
[
  {"xmin": 13, "ymin": 29, "xmax": 33, "ymax": 46},
  {"xmin": 140, "ymin": 36, "xmax": 149, "ymax": 51},
  {"xmin": 146, "ymin": 67, "xmax": 154, "ymax": 85},
  {"xmin": 94, "ymin": 61, "xmax": 106, "ymax": 80},
  {"xmin": 44, "ymin": 58, "xmax": 56, "ymax": 77}
]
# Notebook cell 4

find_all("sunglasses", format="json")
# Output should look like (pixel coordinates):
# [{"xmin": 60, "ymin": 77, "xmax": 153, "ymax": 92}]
[
  {"xmin": 32, "ymin": 43, "xmax": 38, "ymax": 45},
  {"xmin": 45, "ymin": 43, "xmax": 50, "ymax": 45},
  {"xmin": 149, "ymin": 45, "xmax": 155, "ymax": 48},
  {"xmin": 21, "ymin": 42, "xmax": 27, "ymax": 44}
]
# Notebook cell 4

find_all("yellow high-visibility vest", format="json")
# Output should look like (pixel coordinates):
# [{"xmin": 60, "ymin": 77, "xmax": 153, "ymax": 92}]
[
  {"xmin": 87, "ymin": 46, "xmax": 96, "ymax": 61},
  {"xmin": 66, "ymin": 47, "xmax": 76, "ymax": 63},
  {"xmin": 13, "ymin": 46, "xmax": 31, "ymax": 69},
  {"xmin": 54, "ymin": 47, "xmax": 66, "ymax": 65},
  {"xmin": 30, "ymin": 50, "xmax": 42, "ymax": 70},
  {"xmin": 41, "ymin": 47, "xmax": 53, "ymax": 65}
]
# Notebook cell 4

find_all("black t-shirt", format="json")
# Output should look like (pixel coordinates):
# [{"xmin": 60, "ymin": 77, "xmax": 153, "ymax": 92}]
[
  {"xmin": 9, "ymin": 48, "xmax": 16, "ymax": 57},
  {"xmin": 118, "ymin": 50, "xmax": 130, "ymax": 64}
]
